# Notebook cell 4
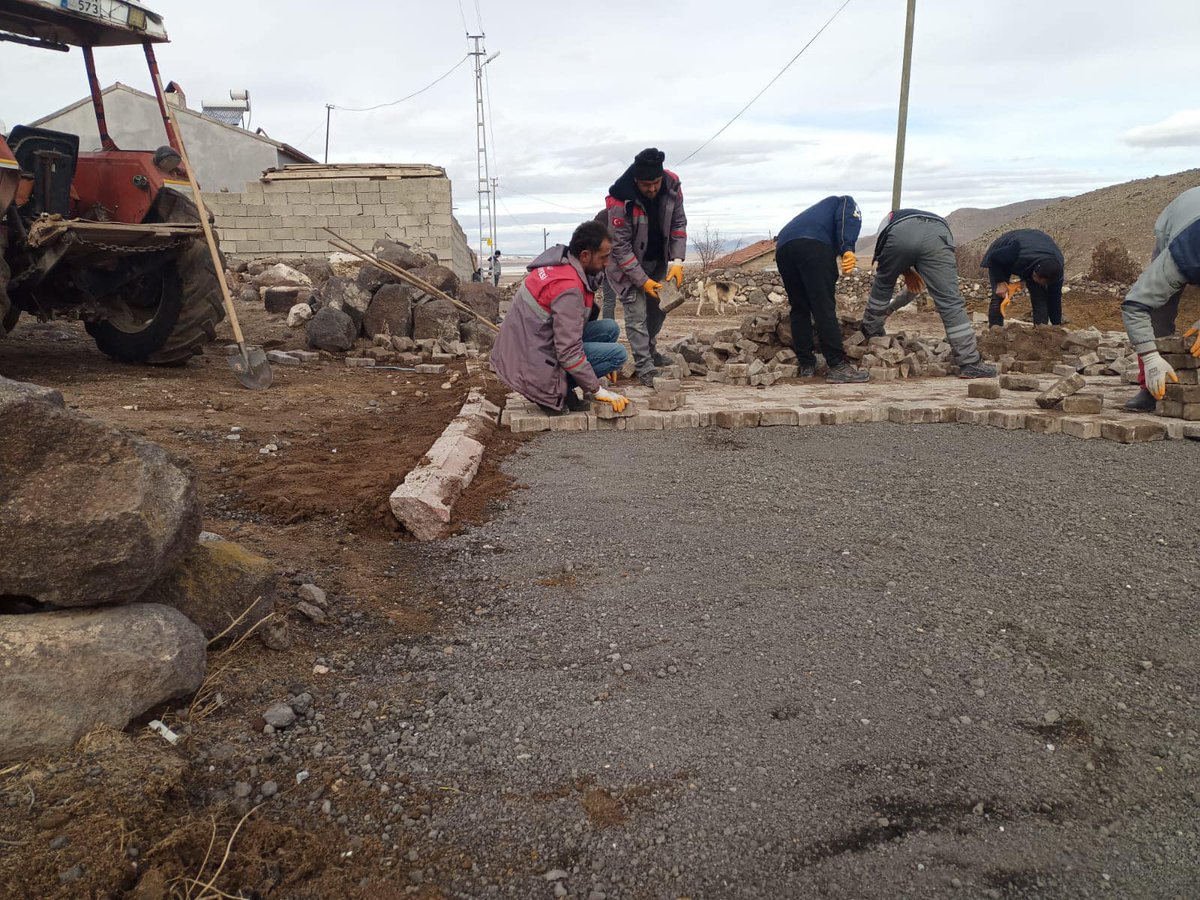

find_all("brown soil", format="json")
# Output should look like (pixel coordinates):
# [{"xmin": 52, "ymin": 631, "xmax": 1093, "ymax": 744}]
[{"xmin": 0, "ymin": 313, "xmax": 522, "ymax": 898}]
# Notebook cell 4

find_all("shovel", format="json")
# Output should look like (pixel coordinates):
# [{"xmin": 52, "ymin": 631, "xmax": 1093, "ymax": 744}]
[{"xmin": 163, "ymin": 105, "xmax": 272, "ymax": 390}]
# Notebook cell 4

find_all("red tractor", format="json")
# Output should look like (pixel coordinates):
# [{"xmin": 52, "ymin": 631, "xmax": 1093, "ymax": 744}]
[{"xmin": 0, "ymin": 0, "xmax": 224, "ymax": 365}]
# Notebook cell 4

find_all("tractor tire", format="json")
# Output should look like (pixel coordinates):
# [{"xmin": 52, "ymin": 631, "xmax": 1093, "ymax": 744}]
[{"xmin": 85, "ymin": 238, "xmax": 225, "ymax": 366}]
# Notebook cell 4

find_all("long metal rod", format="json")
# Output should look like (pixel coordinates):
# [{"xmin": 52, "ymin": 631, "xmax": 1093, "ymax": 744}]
[
  {"xmin": 82, "ymin": 46, "xmax": 118, "ymax": 151},
  {"xmin": 891, "ymin": 0, "xmax": 917, "ymax": 211},
  {"xmin": 143, "ymin": 43, "xmax": 181, "ymax": 153}
]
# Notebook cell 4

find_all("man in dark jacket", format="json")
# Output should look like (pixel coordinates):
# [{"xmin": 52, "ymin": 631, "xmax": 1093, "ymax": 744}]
[
  {"xmin": 775, "ymin": 195, "xmax": 868, "ymax": 383},
  {"xmin": 597, "ymin": 148, "xmax": 687, "ymax": 386},
  {"xmin": 863, "ymin": 209, "xmax": 996, "ymax": 378},
  {"xmin": 491, "ymin": 221, "xmax": 630, "ymax": 415},
  {"xmin": 981, "ymin": 229, "xmax": 1065, "ymax": 326}
]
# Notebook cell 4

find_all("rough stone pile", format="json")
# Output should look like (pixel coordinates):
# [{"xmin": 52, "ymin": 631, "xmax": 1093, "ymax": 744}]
[
  {"xmin": 226, "ymin": 239, "xmax": 501, "ymax": 365},
  {"xmin": 0, "ymin": 377, "xmax": 280, "ymax": 763},
  {"xmin": 1155, "ymin": 336, "xmax": 1200, "ymax": 421}
]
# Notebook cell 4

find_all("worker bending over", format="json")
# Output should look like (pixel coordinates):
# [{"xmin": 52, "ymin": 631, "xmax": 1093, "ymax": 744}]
[
  {"xmin": 1121, "ymin": 186, "xmax": 1200, "ymax": 409},
  {"xmin": 597, "ymin": 148, "xmax": 687, "ymax": 386},
  {"xmin": 491, "ymin": 221, "xmax": 630, "ymax": 416},
  {"xmin": 775, "ymin": 195, "xmax": 868, "ymax": 382},
  {"xmin": 862, "ymin": 209, "xmax": 996, "ymax": 378},
  {"xmin": 981, "ymin": 228, "xmax": 1065, "ymax": 326}
]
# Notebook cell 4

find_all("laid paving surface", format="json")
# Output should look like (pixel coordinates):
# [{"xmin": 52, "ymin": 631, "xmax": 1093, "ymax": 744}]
[
  {"xmin": 502, "ymin": 376, "xmax": 1200, "ymax": 446},
  {"xmin": 414, "ymin": 426, "xmax": 1199, "ymax": 899}
]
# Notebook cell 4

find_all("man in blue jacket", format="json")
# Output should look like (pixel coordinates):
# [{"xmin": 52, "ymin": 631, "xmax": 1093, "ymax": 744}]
[
  {"xmin": 775, "ymin": 196, "xmax": 868, "ymax": 382},
  {"xmin": 981, "ymin": 229, "xmax": 1065, "ymax": 326}
]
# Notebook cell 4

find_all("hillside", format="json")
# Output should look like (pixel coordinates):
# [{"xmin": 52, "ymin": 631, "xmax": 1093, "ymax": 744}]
[
  {"xmin": 856, "ymin": 197, "xmax": 1061, "ymax": 258},
  {"xmin": 961, "ymin": 168, "xmax": 1200, "ymax": 277}
]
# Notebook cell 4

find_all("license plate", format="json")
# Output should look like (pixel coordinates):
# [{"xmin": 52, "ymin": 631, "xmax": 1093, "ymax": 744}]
[{"xmin": 60, "ymin": 0, "xmax": 112, "ymax": 20}]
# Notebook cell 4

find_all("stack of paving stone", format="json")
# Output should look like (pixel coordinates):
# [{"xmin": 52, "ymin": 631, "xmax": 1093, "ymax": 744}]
[{"xmin": 1155, "ymin": 336, "xmax": 1200, "ymax": 421}]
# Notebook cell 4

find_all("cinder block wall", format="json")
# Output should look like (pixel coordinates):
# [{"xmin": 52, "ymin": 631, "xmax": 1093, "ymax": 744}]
[{"xmin": 203, "ymin": 174, "xmax": 474, "ymax": 278}]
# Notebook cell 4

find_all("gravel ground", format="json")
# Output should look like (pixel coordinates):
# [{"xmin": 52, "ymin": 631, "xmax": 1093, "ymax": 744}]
[{"xmin": 400, "ymin": 425, "xmax": 1199, "ymax": 900}]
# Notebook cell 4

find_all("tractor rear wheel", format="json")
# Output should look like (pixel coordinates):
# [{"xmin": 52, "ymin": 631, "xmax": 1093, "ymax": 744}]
[{"xmin": 85, "ymin": 237, "xmax": 225, "ymax": 366}]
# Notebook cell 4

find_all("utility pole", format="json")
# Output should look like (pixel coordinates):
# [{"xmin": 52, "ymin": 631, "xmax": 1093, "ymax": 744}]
[
  {"xmin": 469, "ymin": 35, "xmax": 498, "ymax": 276},
  {"xmin": 543, "ymin": 228, "xmax": 549, "ymax": 251},
  {"xmin": 324, "ymin": 104, "xmax": 333, "ymax": 164},
  {"xmin": 892, "ymin": 0, "xmax": 917, "ymax": 211}
]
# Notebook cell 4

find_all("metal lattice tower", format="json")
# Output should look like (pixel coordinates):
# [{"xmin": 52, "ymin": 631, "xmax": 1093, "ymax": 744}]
[{"xmin": 468, "ymin": 35, "xmax": 495, "ymax": 275}]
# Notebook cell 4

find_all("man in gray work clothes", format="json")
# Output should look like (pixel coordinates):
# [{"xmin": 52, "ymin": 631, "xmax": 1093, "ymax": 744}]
[{"xmin": 862, "ymin": 209, "xmax": 996, "ymax": 378}]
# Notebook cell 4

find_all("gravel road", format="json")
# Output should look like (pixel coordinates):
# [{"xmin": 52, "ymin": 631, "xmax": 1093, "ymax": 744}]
[{"xmin": 268, "ymin": 424, "xmax": 1200, "ymax": 899}]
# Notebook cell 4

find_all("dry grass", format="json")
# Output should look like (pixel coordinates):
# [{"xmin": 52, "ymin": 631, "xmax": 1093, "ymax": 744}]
[{"xmin": 1089, "ymin": 238, "xmax": 1141, "ymax": 283}]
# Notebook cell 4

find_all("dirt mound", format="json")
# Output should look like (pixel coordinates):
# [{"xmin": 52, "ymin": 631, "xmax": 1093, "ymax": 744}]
[
  {"xmin": 962, "ymin": 168, "xmax": 1200, "ymax": 277},
  {"xmin": 977, "ymin": 325, "xmax": 1068, "ymax": 362}
]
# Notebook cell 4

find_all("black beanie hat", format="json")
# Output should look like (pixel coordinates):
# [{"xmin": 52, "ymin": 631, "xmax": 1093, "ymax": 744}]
[{"xmin": 632, "ymin": 147, "xmax": 666, "ymax": 181}]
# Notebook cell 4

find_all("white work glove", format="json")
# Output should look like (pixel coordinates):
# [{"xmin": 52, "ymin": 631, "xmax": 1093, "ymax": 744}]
[
  {"xmin": 594, "ymin": 386, "xmax": 630, "ymax": 413},
  {"xmin": 1140, "ymin": 351, "xmax": 1179, "ymax": 401}
]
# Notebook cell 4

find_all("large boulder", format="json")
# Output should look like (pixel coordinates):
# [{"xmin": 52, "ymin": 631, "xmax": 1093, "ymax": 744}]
[
  {"xmin": 319, "ymin": 276, "xmax": 372, "ymax": 326},
  {"xmin": 374, "ymin": 238, "xmax": 434, "ymax": 271},
  {"xmin": 254, "ymin": 263, "xmax": 311, "ymax": 290},
  {"xmin": 412, "ymin": 297, "xmax": 462, "ymax": 342},
  {"xmin": 461, "ymin": 319, "xmax": 497, "ymax": 352},
  {"xmin": 306, "ymin": 306, "xmax": 357, "ymax": 352},
  {"xmin": 411, "ymin": 264, "xmax": 460, "ymax": 297},
  {"xmin": 363, "ymin": 283, "xmax": 417, "ymax": 339},
  {"xmin": 457, "ymin": 283, "xmax": 501, "ymax": 324},
  {"xmin": 139, "ymin": 536, "xmax": 276, "ymax": 646},
  {"xmin": 0, "ymin": 604, "xmax": 206, "ymax": 762},
  {"xmin": 0, "ymin": 377, "xmax": 201, "ymax": 607}
]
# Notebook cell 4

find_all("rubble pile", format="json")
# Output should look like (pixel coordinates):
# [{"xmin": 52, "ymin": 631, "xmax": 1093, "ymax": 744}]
[
  {"xmin": 0, "ymin": 376, "xmax": 280, "ymax": 762},
  {"xmin": 226, "ymin": 239, "xmax": 501, "ymax": 366}
]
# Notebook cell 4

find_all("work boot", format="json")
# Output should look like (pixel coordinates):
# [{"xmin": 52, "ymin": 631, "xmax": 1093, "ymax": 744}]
[
  {"xmin": 565, "ymin": 388, "xmax": 591, "ymax": 412},
  {"xmin": 797, "ymin": 363, "xmax": 817, "ymax": 378},
  {"xmin": 652, "ymin": 352, "xmax": 673, "ymax": 368},
  {"xmin": 637, "ymin": 369, "xmax": 660, "ymax": 388},
  {"xmin": 826, "ymin": 362, "xmax": 869, "ymax": 384},
  {"xmin": 958, "ymin": 361, "xmax": 999, "ymax": 379},
  {"xmin": 1123, "ymin": 388, "xmax": 1157, "ymax": 412}
]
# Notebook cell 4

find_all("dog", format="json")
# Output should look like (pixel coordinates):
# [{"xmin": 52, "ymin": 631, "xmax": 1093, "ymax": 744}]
[{"xmin": 692, "ymin": 277, "xmax": 743, "ymax": 317}]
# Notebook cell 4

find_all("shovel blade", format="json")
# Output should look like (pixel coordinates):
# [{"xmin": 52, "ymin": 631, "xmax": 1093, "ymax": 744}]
[{"xmin": 228, "ymin": 345, "xmax": 273, "ymax": 390}]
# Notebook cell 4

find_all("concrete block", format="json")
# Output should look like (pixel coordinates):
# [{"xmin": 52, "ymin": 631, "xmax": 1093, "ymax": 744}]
[
  {"xmin": 1156, "ymin": 335, "xmax": 1188, "ymax": 354},
  {"xmin": 793, "ymin": 409, "xmax": 824, "ymax": 426},
  {"xmin": 653, "ymin": 378, "xmax": 682, "ymax": 394},
  {"xmin": 415, "ymin": 364, "xmax": 448, "ymax": 375},
  {"xmin": 660, "ymin": 410, "xmax": 701, "ymax": 429},
  {"xmin": 957, "ymin": 408, "xmax": 990, "ymax": 426},
  {"xmin": 266, "ymin": 350, "xmax": 300, "ymax": 367},
  {"xmin": 868, "ymin": 367, "xmax": 898, "ymax": 382},
  {"xmin": 592, "ymin": 399, "xmax": 639, "ymax": 419},
  {"xmin": 725, "ymin": 363, "xmax": 750, "ymax": 378},
  {"xmin": 968, "ymin": 381, "xmax": 1001, "ymax": 399},
  {"xmin": 1036, "ymin": 373, "xmax": 1088, "ymax": 409},
  {"xmin": 648, "ymin": 393, "xmax": 684, "ymax": 411},
  {"xmin": 705, "ymin": 371, "xmax": 729, "ymax": 384},
  {"xmin": 1061, "ymin": 394, "xmax": 1103, "ymax": 414},
  {"xmin": 1163, "ymin": 383, "xmax": 1200, "ymax": 404},
  {"xmin": 389, "ymin": 431, "xmax": 483, "ymax": 542},
  {"xmin": 548, "ymin": 413, "xmax": 589, "ymax": 432},
  {"xmin": 1158, "ymin": 400, "xmax": 1184, "ymax": 419},
  {"xmin": 1000, "ymin": 374, "xmax": 1040, "ymax": 392},
  {"xmin": 1184, "ymin": 424, "xmax": 1200, "ymax": 440},
  {"xmin": 713, "ymin": 409, "xmax": 761, "ymax": 429},
  {"xmin": 293, "ymin": 351, "xmax": 320, "ymax": 363},
  {"xmin": 1101, "ymin": 420, "xmax": 1166, "ymax": 444},
  {"xmin": 346, "ymin": 357, "xmax": 375, "ymax": 368},
  {"xmin": 1061, "ymin": 416, "xmax": 1102, "ymax": 440},
  {"xmin": 989, "ymin": 410, "xmax": 1027, "ymax": 430},
  {"xmin": 509, "ymin": 414, "xmax": 551, "ymax": 433},
  {"xmin": 888, "ymin": 405, "xmax": 946, "ymax": 424},
  {"xmin": 1163, "ymin": 353, "xmax": 1200, "ymax": 370},
  {"xmin": 1025, "ymin": 413, "xmax": 1062, "ymax": 435},
  {"xmin": 625, "ymin": 411, "xmax": 665, "ymax": 431},
  {"xmin": 759, "ymin": 408, "xmax": 800, "ymax": 427},
  {"xmin": 1053, "ymin": 365, "xmax": 1079, "ymax": 377}
]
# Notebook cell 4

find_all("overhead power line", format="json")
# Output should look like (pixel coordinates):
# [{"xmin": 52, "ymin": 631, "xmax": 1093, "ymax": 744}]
[
  {"xmin": 679, "ymin": 0, "xmax": 854, "ymax": 164},
  {"xmin": 333, "ymin": 55, "xmax": 470, "ymax": 112}
]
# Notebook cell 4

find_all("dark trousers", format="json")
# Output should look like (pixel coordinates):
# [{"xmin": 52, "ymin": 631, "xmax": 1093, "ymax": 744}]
[
  {"xmin": 988, "ymin": 281, "xmax": 1063, "ymax": 326},
  {"xmin": 776, "ymin": 238, "xmax": 844, "ymax": 367}
]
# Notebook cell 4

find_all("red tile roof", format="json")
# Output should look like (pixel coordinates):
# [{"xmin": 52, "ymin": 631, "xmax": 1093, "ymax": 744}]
[{"xmin": 712, "ymin": 239, "xmax": 776, "ymax": 269}]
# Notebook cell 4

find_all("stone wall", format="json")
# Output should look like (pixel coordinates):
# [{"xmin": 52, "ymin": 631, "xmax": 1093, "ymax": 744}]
[{"xmin": 202, "ymin": 170, "xmax": 474, "ymax": 279}]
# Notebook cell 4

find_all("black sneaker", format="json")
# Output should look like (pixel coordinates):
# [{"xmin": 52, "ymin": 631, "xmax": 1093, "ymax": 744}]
[
  {"xmin": 652, "ymin": 352, "xmax": 673, "ymax": 368},
  {"xmin": 826, "ymin": 363, "xmax": 869, "ymax": 384},
  {"xmin": 958, "ymin": 361, "xmax": 998, "ymax": 379},
  {"xmin": 1123, "ymin": 388, "xmax": 1157, "ymax": 412},
  {"xmin": 797, "ymin": 364, "xmax": 817, "ymax": 378},
  {"xmin": 637, "ymin": 369, "xmax": 660, "ymax": 388},
  {"xmin": 565, "ymin": 389, "xmax": 590, "ymax": 412}
]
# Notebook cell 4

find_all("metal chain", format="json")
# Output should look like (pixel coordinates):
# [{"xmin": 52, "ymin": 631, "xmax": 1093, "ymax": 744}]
[{"xmin": 67, "ymin": 233, "xmax": 196, "ymax": 254}]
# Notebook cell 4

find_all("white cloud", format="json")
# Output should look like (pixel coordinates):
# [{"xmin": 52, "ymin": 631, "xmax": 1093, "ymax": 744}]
[{"xmin": 1122, "ymin": 111, "xmax": 1200, "ymax": 148}]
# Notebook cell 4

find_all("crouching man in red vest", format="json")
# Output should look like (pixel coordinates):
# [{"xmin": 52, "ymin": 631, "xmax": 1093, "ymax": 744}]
[{"xmin": 492, "ymin": 221, "xmax": 630, "ymax": 415}]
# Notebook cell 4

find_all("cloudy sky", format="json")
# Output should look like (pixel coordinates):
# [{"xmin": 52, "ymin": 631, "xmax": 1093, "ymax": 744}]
[{"xmin": 3, "ymin": 0, "xmax": 1199, "ymax": 256}]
